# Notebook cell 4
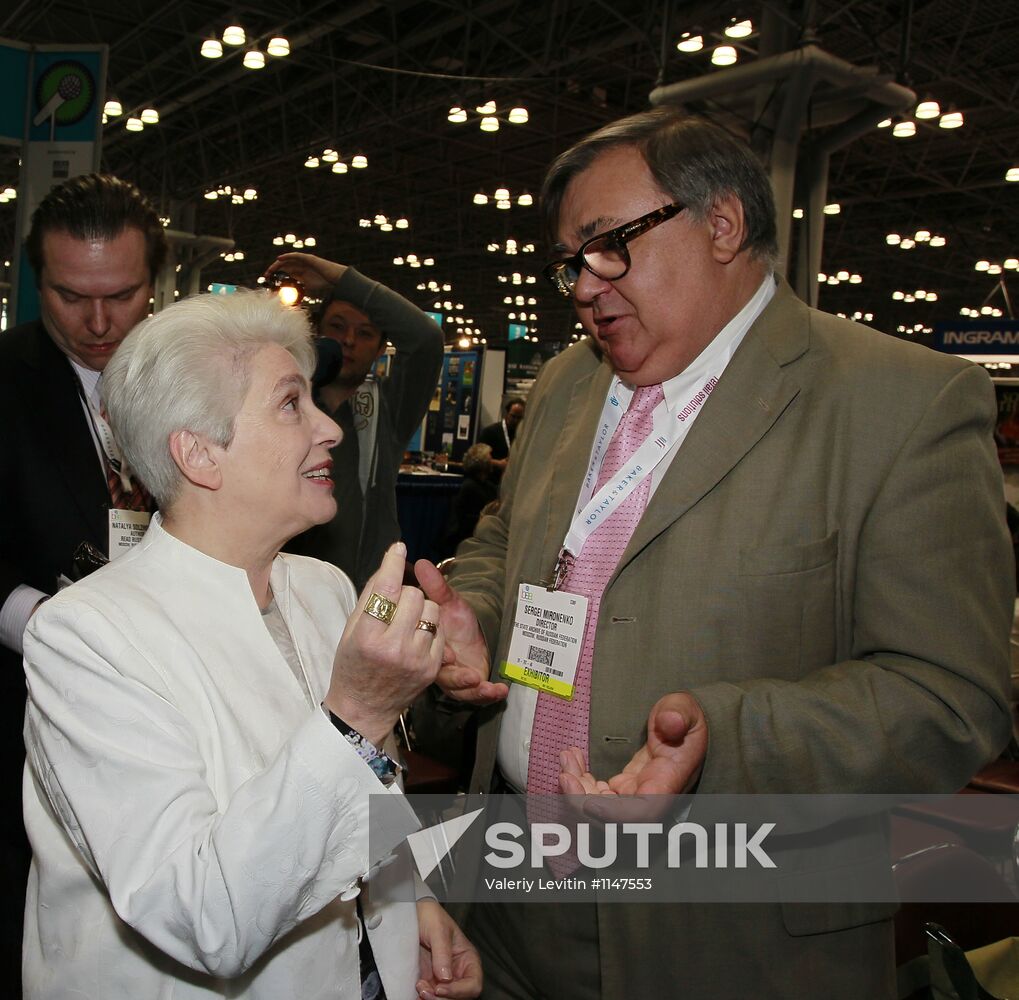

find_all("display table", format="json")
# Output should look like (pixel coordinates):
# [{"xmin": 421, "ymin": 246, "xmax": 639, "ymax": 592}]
[{"xmin": 396, "ymin": 467, "xmax": 463, "ymax": 564}]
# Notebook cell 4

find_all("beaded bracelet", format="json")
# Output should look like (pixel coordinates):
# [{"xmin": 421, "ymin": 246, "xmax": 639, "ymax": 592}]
[{"xmin": 326, "ymin": 709, "xmax": 399, "ymax": 786}]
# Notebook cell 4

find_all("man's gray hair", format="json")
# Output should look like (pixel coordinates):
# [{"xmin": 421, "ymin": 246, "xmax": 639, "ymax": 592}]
[
  {"xmin": 102, "ymin": 290, "xmax": 316, "ymax": 508},
  {"xmin": 541, "ymin": 108, "xmax": 778, "ymax": 268},
  {"xmin": 463, "ymin": 442, "xmax": 493, "ymax": 476}
]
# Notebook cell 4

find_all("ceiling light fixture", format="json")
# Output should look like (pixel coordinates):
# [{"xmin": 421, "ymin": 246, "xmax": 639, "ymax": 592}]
[
  {"xmin": 892, "ymin": 120, "xmax": 916, "ymax": 138},
  {"xmin": 915, "ymin": 100, "xmax": 940, "ymax": 119},
  {"xmin": 125, "ymin": 117, "xmax": 143, "ymax": 132},
  {"xmin": 676, "ymin": 33, "xmax": 703, "ymax": 53},
  {"xmin": 351, "ymin": 154, "xmax": 368, "ymax": 168},
  {"xmin": 475, "ymin": 187, "xmax": 533, "ymax": 209},
  {"xmin": 724, "ymin": 19, "xmax": 753, "ymax": 38},
  {"xmin": 450, "ymin": 102, "xmax": 530, "ymax": 130},
  {"xmin": 266, "ymin": 37, "xmax": 290, "ymax": 57},
  {"xmin": 201, "ymin": 38, "xmax": 223, "ymax": 58},
  {"xmin": 222, "ymin": 25, "xmax": 246, "ymax": 46},
  {"xmin": 243, "ymin": 49, "xmax": 265, "ymax": 70},
  {"xmin": 140, "ymin": 108, "xmax": 159, "ymax": 124},
  {"xmin": 103, "ymin": 98, "xmax": 122, "ymax": 117},
  {"xmin": 938, "ymin": 110, "xmax": 964, "ymax": 129},
  {"xmin": 712, "ymin": 45, "xmax": 737, "ymax": 66}
]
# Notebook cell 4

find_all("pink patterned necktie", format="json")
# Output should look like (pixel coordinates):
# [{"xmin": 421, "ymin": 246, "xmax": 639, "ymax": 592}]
[{"xmin": 526, "ymin": 382, "xmax": 665, "ymax": 798}]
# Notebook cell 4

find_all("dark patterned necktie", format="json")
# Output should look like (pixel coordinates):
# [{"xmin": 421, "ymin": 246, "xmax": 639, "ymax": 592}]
[{"xmin": 104, "ymin": 455, "xmax": 152, "ymax": 512}]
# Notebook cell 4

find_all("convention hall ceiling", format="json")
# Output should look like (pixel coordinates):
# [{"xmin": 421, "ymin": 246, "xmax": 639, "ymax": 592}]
[{"xmin": 2, "ymin": 0, "xmax": 1018, "ymax": 346}]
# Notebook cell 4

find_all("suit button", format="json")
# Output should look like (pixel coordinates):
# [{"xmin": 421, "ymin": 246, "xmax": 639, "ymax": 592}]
[
  {"xmin": 365, "ymin": 913, "xmax": 382, "ymax": 930},
  {"xmin": 339, "ymin": 883, "xmax": 361, "ymax": 901}
]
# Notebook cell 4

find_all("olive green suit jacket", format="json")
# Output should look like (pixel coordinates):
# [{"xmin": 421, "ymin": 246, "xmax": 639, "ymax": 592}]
[{"xmin": 449, "ymin": 280, "xmax": 1014, "ymax": 998}]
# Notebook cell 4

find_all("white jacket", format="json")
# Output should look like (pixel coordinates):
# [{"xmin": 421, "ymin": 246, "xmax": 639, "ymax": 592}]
[{"xmin": 23, "ymin": 515, "xmax": 420, "ymax": 999}]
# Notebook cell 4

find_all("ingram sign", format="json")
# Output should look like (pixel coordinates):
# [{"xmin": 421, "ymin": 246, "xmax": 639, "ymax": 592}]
[{"xmin": 933, "ymin": 320, "xmax": 1019, "ymax": 356}]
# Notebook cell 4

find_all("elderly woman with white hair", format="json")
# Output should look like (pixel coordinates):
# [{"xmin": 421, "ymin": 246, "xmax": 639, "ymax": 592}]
[{"xmin": 21, "ymin": 290, "xmax": 481, "ymax": 1000}]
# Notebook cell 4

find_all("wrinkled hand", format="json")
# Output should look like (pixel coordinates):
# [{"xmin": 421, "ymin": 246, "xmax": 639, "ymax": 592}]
[
  {"xmin": 262, "ymin": 252, "xmax": 347, "ymax": 296},
  {"xmin": 415, "ymin": 560, "xmax": 508, "ymax": 705},
  {"xmin": 415, "ymin": 899, "xmax": 482, "ymax": 999},
  {"xmin": 559, "ymin": 692, "xmax": 708, "ymax": 821},
  {"xmin": 325, "ymin": 543, "xmax": 443, "ymax": 745}
]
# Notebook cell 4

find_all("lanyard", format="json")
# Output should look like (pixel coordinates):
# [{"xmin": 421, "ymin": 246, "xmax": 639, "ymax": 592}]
[
  {"xmin": 549, "ymin": 373, "xmax": 721, "ymax": 590},
  {"xmin": 548, "ymin": 275, "xmax": 776, "ymax": 589},
  {"xmin": 74, "ymin": 376, "xmax": 134, "ymax": 491}
]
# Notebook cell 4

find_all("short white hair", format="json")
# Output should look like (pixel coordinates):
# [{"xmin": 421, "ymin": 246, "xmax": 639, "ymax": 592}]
[{"xmin": 102, "ymin": 289, "xmax": 316, "ymax": 508}]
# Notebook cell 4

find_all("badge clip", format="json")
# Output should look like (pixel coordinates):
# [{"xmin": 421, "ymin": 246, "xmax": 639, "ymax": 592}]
[{"xmin": 548, "ymin": 549, "xmax": 573, "ymax": 592}]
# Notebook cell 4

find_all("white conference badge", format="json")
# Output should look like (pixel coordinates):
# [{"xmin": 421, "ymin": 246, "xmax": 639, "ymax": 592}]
[
  {"xmin": 108, "ymin": 509, "xmax": 151, "ymax": 559},
  {"xmin": 502, "ymin": 582, "xmax": 588, "ymax": 699}
]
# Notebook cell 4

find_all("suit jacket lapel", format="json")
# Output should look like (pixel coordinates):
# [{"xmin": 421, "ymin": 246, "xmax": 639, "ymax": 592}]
[
  {"xmin": 620, "ymin": 280, "xmax": 809, "ymax": 569},
  {"xmin": 23, "ymin": 324, "xmax": 110, "ymax": 544},
  {"xmin": 538, "ymin": 355, "xmax": 614, "ymax": 579}
]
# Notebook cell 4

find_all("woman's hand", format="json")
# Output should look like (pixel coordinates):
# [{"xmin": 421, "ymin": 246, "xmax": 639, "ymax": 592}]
[
  {"xmin": 325, "ymin": 543, "xmax": 443, "ymax": 746},
  {"xmin": 415, "ymin": 899, "xmax": 482, "ymax": 999}
]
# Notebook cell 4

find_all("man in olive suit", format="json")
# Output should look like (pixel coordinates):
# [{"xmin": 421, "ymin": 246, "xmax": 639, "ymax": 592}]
[{"xmin": 417, "ymin": 109, "xmax": 1014, "ymax": 999}]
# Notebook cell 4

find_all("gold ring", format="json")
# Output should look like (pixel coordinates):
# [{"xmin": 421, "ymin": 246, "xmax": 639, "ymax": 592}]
[
  {"xmin": 364, "ymin": 592, "xmax": 398, "ymax": 624},
  {"xmin": 415, "ymin": 619, "xmax": 438, "ymax": 635}
]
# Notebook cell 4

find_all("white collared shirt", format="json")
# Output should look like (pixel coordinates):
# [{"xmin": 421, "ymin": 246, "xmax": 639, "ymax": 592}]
[{"xmin": 496, "ymin": 273, "xmax": 777, "ymax": 790}]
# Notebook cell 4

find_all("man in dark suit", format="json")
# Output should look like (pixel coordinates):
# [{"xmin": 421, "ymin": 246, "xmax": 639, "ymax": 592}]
[
  {"xmin": 0, "ymin": 173, "xmax": 165, "ymax": 995},
  {"xmin": 477, "ymin": 397, "xmax": 524, "ymax": 477},
  {"xmin": 417, "ymin": 110, "xmax": 1014, "ymax": 998}
]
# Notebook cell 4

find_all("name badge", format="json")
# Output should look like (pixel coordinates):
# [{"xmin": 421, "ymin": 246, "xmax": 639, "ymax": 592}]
[
  {"xmin": 108, "ymin": 509, "xmax": 151, "ymax": 559},
  {"xmin": 501, "ymin": 583, "xmax": 588, "ymax": 699}
]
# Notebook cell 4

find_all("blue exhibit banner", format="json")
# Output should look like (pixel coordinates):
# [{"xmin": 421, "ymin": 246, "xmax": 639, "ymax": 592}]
[
  {"xmin": 4, "ymin": 40, "xmax": 107, "ymax": 325},
  {"xmin": 932, "ymin": 320, "xmax": 1019, "ymax": 355},
  {"xmin": 0, "ymin": 40, "xmax": 30, "ymax": 144}
]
